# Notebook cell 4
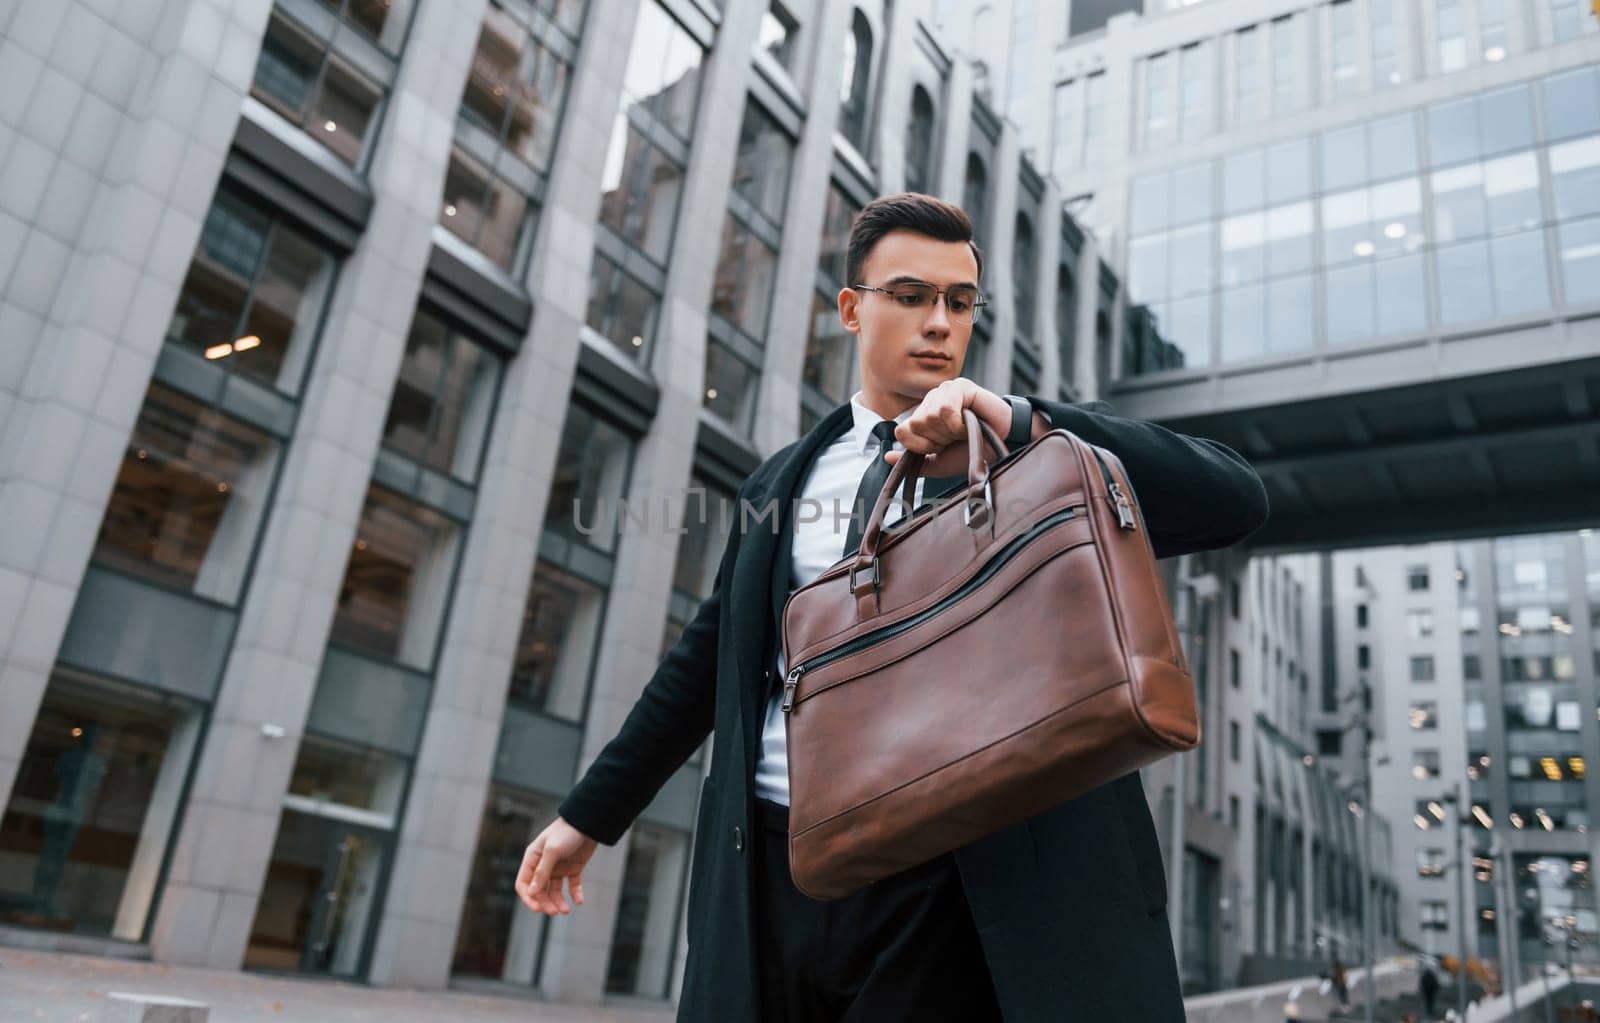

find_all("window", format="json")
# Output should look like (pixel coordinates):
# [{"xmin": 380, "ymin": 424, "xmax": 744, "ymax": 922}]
[
  {"xmin": 1317, "ymin": 729, "xmax": 1343, "ymax": 755},
  {"xmin": 709, "ymin": 98, "xmax": 794, "ymax": 429},
  {"xmin": 905, "ymin": 86, "xmax": 937, "ymax": 194},
  {"xmin": 246, "ymin": 805, "xmax": 390, "ymax": 975},
  {"xmin": 592, "ymin": 1, "xmax": 703, "ymax": 359},
  {"xmin": 1480, "ymin": 0, "xmax": 1508, "ymax": 60},
  {"xmin": 1082, "ymin": 72, "xmax": 1106, "ymax": 163},
  {"xmin": 839, "ymin": 9, "xmax": 873, "ymax": 151},
  {"xmin": 1436, "ymin": 0, "xmax": 1467, "ymax": 72},
  {"xmin": 1356, "ymin": 603, "xmax": 1369, "ymax": 628},
  {"xmin": 328, "ymin": 486, "xmax": 462, "ymax": 670},
  {"xmin": 1055, "ymin": 263, "xmax": 1077, "ymax": 389},
  {"xmin": 672, "ymin": 477, "xmax": 735, "ymax": 600},
  {"xmin": 381, "ymin": 310, "xmax": 503, "ymax": 483},
  {"xmin": 1464, "ymin": 653, "xmax": 1481, "ymax": 679},
  {"xmin": 1051, "ymin": 79, "xmax": 1080, "ymax": 173},
  {"xmin": 1217, "ymin": 142, "xmax": 1314, "ymax": 364},
  {"xmin": 1414, "ymin": 849, "xmax": 1450, "ymax": 882},
  {"xmin": 1421, "ymin": 900, "xmax": 1449, "ymax": 929},
  {"xmin": 92, "ymin": 385, "xmax": 280, "ymax": 604},
  {"xmin": 509, "ymin": 562, "xmax": 608, "ymax": 720},
  {"xmin": 1229, "ymin": 720, "xmax": 1241, "ymax": 762},
  {"xmin": 1179, "ymin": 42, "xmax": 1211, "ymax": 140},
  {"xmin": 1329, "ymin": 1, "xmax": 1357, "ymax": 96},
  {"xmin": 619, "ymin": 1, "xmax": 703, "ymax": 141},
  {"xmin": 1407, "ymin": 610, "xmax": 1435, "ymax": 638},
  {"xmin": 1228, "ymin": 795, "xmax": 1240, "ymax": 829},
  {"xmin": 1269, "ymin": 16, "xmax": 1298, "ymax": 114},
  {"xmin": 1013, "ymin": 213, "xmax": 1036, "ymax": 337},
  {"xmin": 453, "ymin": 786, "xmax": 560, "ymax": 984},
  {"xmin": 1371, "ymin": 2, "xmax": 1404, "ymax": 87},
  {"xmin": 605, "ymin": 823, "xmax": 690, "ymax": 996},
  {"xmin": 1410, "ymin": 655, "xmax": 1436, "ymax": 682},
  {"xmin": 1466, "ymin": 700, "xmax": 1486, "ymax": 731},
  {"xmin": 1234, "ymin": 26, "xmax": 1261, "ymax": 123},
  {"xmin": 442, "ymin": 1, "xmax": 579, "ymax": 269},
  {"xmin": 597, "ymin": 124, "xmax": 687, "ymax": 269},
  {"xmin": 544, "ymin": 402, "xmax": 633, "ymax": 554},
  {"xmin": 1410, "ymin": 701, "xmax": 1439, "ymax": 730},
  {"xmin": 586, "ymin": 251, "xmax": 660, "ymax": 356},
  {"xmin": 1357, "ymin": 644, "xmax": 1371, "ymax": 669},
  {"xmin": 1143, "ymin": 51, "xmax": 1174, "ymax": 149},
  {"xmin": 0, "ymin": 671, "xmax": 202, "ymax": 941},
  {"xmin": 1230, "ymin": 579, "xmax": 1241, "ymax": 619},
  {"xmin": 251, "ymin": 10, "xmax": 390, "ymax": 168},
  {"xmin": 167, "ymin": 185, "xmax": 336, "ymax": 397},
  {"xmin": 1408, "ymin": 565, "xmax": 1431, "ymax": 591},
  {"xmin": 1412, "ymin": 749, "xmax": 1441, "ymax": 780},
  {"xmin": 1552, "ymin": 0, "xmax": 1600, "ymax": 42},
  {"xmin": 758, "ymin": 1, "xmax": 799, "ymax": 71},
  {"xmin": 803, "ymin": 184, "xmax": 861, "ymax": 417},
  {"xmin": 1229, "ymin": 648, "xmax": 1241, "ymax": 689},
  {"xmin": 964, "ymin": 154, "xmax": 989, "ymax": 245}
]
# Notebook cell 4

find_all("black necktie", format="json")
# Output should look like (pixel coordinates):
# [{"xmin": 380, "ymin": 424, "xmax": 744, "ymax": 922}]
[{"xmin": 843, "ymin": 420, "xmax": 899, "ymax": 557}]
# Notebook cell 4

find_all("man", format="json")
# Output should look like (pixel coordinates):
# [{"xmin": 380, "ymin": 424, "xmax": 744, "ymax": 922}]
[{"xmin": 515, "ymin": 193, "xmax": 1269, "ymax": 1020}]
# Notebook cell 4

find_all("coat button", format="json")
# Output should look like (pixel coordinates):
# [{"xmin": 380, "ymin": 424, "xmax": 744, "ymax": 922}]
[{"xmin": 733, "ymin": 825, "xmax": 744, "ymax": 852}]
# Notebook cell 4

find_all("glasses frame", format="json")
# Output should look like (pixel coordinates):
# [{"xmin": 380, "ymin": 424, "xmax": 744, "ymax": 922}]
[{"xmin": 850, "ymin": 281, "xmax": 989, "ymax": 323}]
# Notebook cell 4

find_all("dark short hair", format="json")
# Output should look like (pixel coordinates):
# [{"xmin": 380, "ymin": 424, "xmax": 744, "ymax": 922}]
[{"xmin": 845, "ymin": 192, "xmax": 984, "ymax": 287}]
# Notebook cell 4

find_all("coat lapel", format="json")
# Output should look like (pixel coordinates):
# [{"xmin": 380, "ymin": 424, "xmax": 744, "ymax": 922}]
[{"xmin": 728, "ymin": 402, "xmax": 855, "ymax": 771}]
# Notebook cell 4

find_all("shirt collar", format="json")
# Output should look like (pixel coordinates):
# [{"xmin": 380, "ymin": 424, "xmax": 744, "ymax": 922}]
[{"xmin": 847, "ymin": 391, "xmax": 916, "ymax": 457}]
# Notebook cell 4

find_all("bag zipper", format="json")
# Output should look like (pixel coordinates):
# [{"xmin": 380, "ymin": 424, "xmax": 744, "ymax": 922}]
[{"xmin": 783, "ymin": 504, "xmax": 1087, "ymax": 714}]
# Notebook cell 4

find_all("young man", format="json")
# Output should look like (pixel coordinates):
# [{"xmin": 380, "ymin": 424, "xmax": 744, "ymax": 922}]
[{"xmin": 515, "ymin": 194, "xmax": 1269, "ymax": 1020}]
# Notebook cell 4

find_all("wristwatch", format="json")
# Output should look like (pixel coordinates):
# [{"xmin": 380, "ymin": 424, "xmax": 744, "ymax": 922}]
[{"xmin": 1000, "ymin": 393, "xmax": 1033, "ymax": 453}]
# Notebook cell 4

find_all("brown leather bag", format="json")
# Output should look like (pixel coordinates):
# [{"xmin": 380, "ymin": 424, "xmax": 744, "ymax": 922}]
[{"xmin": 779, "ymin": 409, "xmax": 1199, "ymax": 900}]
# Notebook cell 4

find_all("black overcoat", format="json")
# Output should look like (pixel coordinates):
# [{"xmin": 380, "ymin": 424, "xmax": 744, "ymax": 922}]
[{"xmin": 559, "ymin": 395, "xmax": 1270, "ymax": 1021}]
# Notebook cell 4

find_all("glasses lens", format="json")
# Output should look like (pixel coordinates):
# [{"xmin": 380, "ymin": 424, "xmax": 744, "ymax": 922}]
[
  {"xmin": 946, "ymin": 287, "xmax": 979, "ymax": 318},
  {"xmin": 886, "ymin": 283, "xmax": 935, "ymax": 309}
]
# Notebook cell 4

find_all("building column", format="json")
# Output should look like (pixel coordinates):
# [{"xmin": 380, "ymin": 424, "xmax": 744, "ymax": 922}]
[
  {"xmin": 147, "ymin": 0, "xmax": 485, "ymax": 968},
  {"xmin": 535, "ymin": 0, "xmax": 767, "ymax": 1003},
  {"xmin": 754, "ymin": 0, "xmax": 851, "ymax": 455},
  {"xmin": 364, "ymin": 0, "xmax": 641, "ymax": 988},
  {"xmin": 0, "ymin": 0, "xmax": 270, "ymax": 811}
]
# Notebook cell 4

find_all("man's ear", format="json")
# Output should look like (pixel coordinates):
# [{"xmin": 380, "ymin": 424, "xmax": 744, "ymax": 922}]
[{"xmin": 836, "ymin": 287, "xmax": 861, "ymax": 335}]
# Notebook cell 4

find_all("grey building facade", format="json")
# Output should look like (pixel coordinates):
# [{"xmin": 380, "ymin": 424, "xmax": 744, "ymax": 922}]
[
  {"xmin": 0, "ymin": 0, "xmax": 1137, "ymax": 1007},
  {"xmin": 1335, "ymin": 532, "xmax": 1600, "ymax": 989}
]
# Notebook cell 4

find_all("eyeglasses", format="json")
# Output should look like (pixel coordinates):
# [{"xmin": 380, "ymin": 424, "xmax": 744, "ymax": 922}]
[{"xmin": 851, "ymin": 281, "xmax": 988, "ymax": 324}]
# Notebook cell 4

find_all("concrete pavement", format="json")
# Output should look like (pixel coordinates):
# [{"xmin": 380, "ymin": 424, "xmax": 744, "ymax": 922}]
[{"xmin": 0, "ymin": 949, "xmax": 677, "ymax": 1022}]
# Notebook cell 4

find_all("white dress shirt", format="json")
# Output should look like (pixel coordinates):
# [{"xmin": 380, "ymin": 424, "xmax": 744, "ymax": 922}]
[{"xmin": 752, "ymin": 392, "xmax": 927, "ymax": 805}]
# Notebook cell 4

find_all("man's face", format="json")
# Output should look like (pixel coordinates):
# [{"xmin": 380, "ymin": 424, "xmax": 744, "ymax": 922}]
[{"xmin": 838, "ymin": 229, "xmax": 980, "ymax": 407}]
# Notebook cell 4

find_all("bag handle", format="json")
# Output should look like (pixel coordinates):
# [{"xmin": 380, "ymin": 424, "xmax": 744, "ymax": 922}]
[{"xmin": 849, "ymin": 409, "xmax": 1008, "ymax": 601}]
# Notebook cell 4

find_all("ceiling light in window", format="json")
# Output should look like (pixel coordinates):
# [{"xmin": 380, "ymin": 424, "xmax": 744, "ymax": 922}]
[
  {"xmin": 1383, "ymin": 222, "xmax": 1406, "ymax": 239},
  {"xmin": 70, "ymin": 727, "xmax": 83, "ymax": 738},
  {"xmin": 324, "ymin": 120, "xmax": 338, "ymax": 132},
  {"xmin": 216, "ymin": 482, "xmax": 229, "ymax": 493},
  {"xmin": 705, "ymin": 388, "xmax": 719, "ymax": 400},
  {"xmin": 205, "ymin": 342, "xmax": 233, "ymax": 360},
  {"xmin": 234, "ymin": 335, "xmax": 261, "ymax": 352},
  {"xmin": 1353, "ymin": 240, "xmax": 1375, "ymax": 257},
  {"xmin": 631, "ymin": 336, "xmax": 644, "ymax": 347},
  {"xmin": 444, "ymin": 204, "xmax": 458, "ymax": 217},
  {"xmin": 1484, "ymin": 46, "xmax": 1506, "ymax": 62}
]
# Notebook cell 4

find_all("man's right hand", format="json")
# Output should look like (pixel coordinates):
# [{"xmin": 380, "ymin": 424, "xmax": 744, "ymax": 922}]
[{"xmin": 515, "ymin": 816, "xmax": 598, "ymax": 916}]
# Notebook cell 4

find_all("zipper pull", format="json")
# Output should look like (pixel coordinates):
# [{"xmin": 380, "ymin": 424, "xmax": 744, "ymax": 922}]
[
  {"xmin": 781, "ymin": 666, "xmax": 804, "ymax": 714},
  {"xmin": 1108, "ymin": 481, "xmax": 1136, "ymax": 530}
]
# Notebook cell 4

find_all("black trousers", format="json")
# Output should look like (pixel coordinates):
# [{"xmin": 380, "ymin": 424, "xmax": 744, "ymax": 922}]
[{"xmin": 752, "ymin": 798, "xmax": 1004, "ymax": 1022}]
